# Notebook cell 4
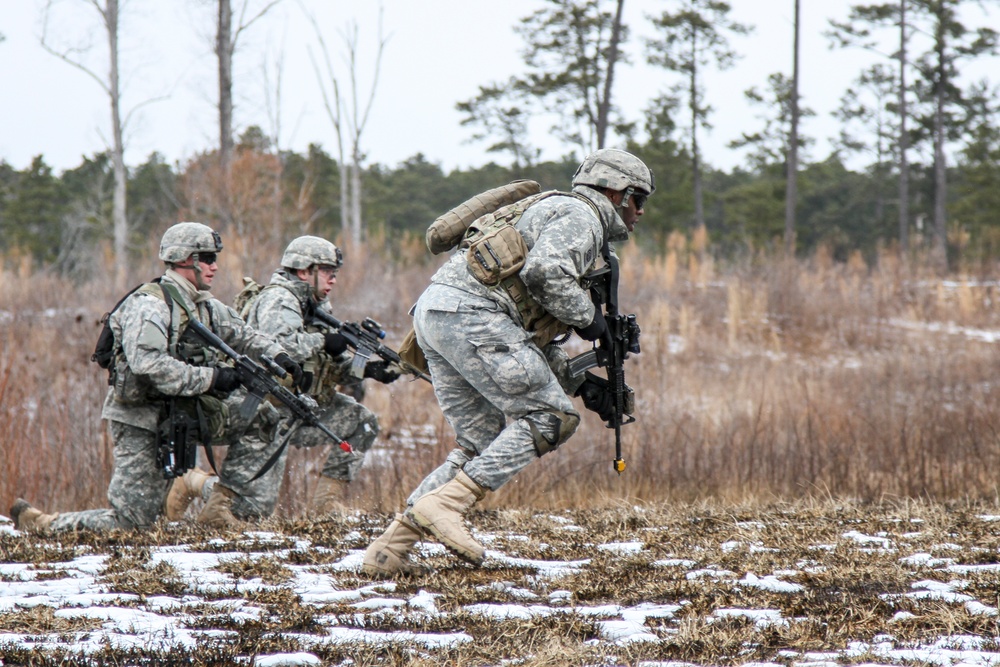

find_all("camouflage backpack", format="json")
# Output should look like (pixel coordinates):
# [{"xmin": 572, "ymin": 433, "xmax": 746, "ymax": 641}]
[{"xmin": 233, "ymin": 276, "xmax": 270, "ymax": 319}]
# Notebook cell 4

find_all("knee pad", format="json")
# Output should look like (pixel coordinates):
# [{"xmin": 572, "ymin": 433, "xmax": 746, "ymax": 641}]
[{"xmin": 525, "ymin": 409, "xmax": 580, "ymax": 456}]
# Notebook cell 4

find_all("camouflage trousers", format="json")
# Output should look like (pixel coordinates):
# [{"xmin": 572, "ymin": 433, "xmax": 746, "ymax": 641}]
[
  {"xmin": 47, "ymin": 421, "xmax": 186, "ymax": 533},
  {"xmin": 407, "ymin": 284, "xmax": 578, "ymax": 506},
  {"xmin": 218, "ymin": 391, "xmax": 379, "ymax": 519}
]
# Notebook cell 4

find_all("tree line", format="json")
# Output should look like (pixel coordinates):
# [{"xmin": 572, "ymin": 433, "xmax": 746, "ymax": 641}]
[{"xmin": 2, "ymin": 0, "xmax": 999, "ymax": 276}]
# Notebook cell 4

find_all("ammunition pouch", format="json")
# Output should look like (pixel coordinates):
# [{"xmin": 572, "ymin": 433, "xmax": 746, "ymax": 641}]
[
  {"xmin": 397, "ymin": 326, "xmax": 430, "ymax": 376},
  {"xmin": 464, "ymin": 218, "xmax": 529, "ymax": 286},
  {"xmin": 111, "ymin": 358, "xmax": 156, "ymax": 405}
]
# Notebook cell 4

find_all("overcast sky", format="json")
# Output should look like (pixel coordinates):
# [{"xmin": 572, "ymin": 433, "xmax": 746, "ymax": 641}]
[{"xmin": 1, "ymin": 0, "xmax": 997, "ymax": 175}]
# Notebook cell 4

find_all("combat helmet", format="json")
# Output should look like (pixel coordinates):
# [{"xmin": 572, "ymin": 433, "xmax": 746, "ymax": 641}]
[
  {"xmin": 159, "ymin": 222, "xmax": 223, "ymax": 264},
  {"xmin": 572, "ymin": 149, "xmax": 655, "ymax": 196},
  {"xmin": 281, "ymin": 236, "xmax": 343, "ymax": 271}
]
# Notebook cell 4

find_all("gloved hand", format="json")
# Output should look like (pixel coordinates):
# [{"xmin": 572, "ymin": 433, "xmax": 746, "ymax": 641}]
[
  {"xmin": 324, "ymin": 332, "xmax": 349, "ymax": 357},
  {"xmin": 210, "ymin": 366, "xmax": 241, "ymax": 394},
  {"xmin": 364, "ymin": 360, "xmax": 400, "ymax": 384},
  {"xmin": 575, "ymin": 374, "xmax": 615, "ymax": 423},
  {"xmin": 274, "ymin": 352, "xmax": 306, "ymax": 390},
  {"xmin": 575, "ymin": 308, "xmax": 607, "ymax": 342}
]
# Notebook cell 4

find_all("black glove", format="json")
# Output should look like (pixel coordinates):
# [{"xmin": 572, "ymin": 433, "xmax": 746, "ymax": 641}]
[
  {"xmin": 274, "ymin": 352, "xmax": 306, "ymax": 390},
  {"xmin": 363, "ymin": 360, "xmax": 400, "ymax": 384},
  {"xmin": 324, "ymin": 332, "xmax": 349, "ymax": 357},
  {"xmin": 575, "ymin": 308, "xmax": 608, "ymax": 342},
  {"xmin": 211, "ymin": 366, "xmax": 241, "ymax": 394},
  {"xmin": 575, "ymin": 374, "xmax": 615, "ymax": 423}
]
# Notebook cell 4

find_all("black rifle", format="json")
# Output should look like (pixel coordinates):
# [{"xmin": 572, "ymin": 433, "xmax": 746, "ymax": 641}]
[
  {"xmin": 186, "ymin": 319, "xmax": 353, "ymax": 480},
  {"xmin": 307, "ymin": 304, "xmax": 432, "ymax": 383},
  {"xmin": 567, "ymin": 254, "xmax": 641, "ymax": 475}
]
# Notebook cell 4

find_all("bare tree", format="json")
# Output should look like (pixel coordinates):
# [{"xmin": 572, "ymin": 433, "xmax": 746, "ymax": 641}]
[
  {"xmin": 302, "ymin": 3, "xmax": 389, "ymax": 245},
  {"xmin": 261, "ymin": 40, "xmax": 286, "ymax": 243},
  {"xmin": 40, "ymin": 0, "xmax": 160, "ymax": 287},
  {"xmin": 214, "ymin": 0, "xmax": 282, "ymax": 224},
  {"xmin": 785, "ymin": 0, "xmax": 801, "ymax": 255}
]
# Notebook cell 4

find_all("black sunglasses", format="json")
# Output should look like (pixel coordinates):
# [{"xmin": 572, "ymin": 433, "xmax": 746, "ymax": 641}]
[
  {"xmin": 632, "ymin": 193, "xmax": 647, "ymax": 211},
  {"xmin": 198, "ymin": 252, "xmax": 218, "ymax": 265}
]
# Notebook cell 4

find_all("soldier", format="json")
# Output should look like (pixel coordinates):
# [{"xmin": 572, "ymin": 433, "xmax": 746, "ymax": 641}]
[
  {"xmin": 362, "ymin": 148, "xmax": 654, "ymax": 576},
  {"xmin": 165, "ymin": 235, "xmax": 399, "ymax": 524},
  {"xmin": 10, "ymin": 222, "xmax": 301, "ymax": 533}
]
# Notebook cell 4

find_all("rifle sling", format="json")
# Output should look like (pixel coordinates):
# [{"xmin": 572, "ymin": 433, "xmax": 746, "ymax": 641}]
[{"xmin": 250, "ymin": 421, "xmax": 301, "ymax": 482}]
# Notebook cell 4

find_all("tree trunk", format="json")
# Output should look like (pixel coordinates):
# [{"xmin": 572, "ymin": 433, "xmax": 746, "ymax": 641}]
[
  {"xmin": 898, "ymin": 0, "xmax": 910, "ymax": 253},
  {"xmin": 106, "ymin": 0, "xmax": 127, "ymax": 288},
  {"xmin": 217, "ymin": 0, "xmax": 233, "ymax": 180},
  {"xmin": 690, "ymin": 30, "xmax": 704, "ymax": 232},
  {"xmin": 784, "ymin": 0, "xmax": 800, "ymax": 256},
  {"xmin": 595, "ymin": 0, "xmax": 625, "ymax": 149},
  {"xmin": 350, "ymin": 151, "xmax": 362, "ymax": 245},
  {"xmin": 931, "ymin": 14, "xmax": 947, "ymax": 271}
]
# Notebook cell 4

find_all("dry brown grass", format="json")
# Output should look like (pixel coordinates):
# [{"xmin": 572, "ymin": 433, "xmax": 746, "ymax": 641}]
[
  {"xmin": 4, "ymin": 496, "xmax": 998, "ymax": 665},
  {"xmin": 3, "ymin": 239, "xmax": 1000, "ymax": 520}
]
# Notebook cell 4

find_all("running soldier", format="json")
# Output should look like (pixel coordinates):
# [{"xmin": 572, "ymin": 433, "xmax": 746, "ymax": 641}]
[
  {"xmin": 10, "ymin": 222, "xmax": 301, "ymax": 533},
  {"xmin": 362, "ymin": 148, "xmax": 654, "ymax": 576},
  {"xmin": 165, "ymin": 236, "xmax": 399, "ymax": 524}
]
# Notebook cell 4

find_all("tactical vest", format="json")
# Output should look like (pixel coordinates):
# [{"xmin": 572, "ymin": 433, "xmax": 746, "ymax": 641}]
[
  {"xmin": 460, "ymin": 191, "xmax": 601, "ymax": 347},
  {"xmin": 239, "ymin": 279, "xmax": 340, "ymax": 401},
  {"xmin": 110, "ymin": 282, "xmax": 224, "ymax": 405}
]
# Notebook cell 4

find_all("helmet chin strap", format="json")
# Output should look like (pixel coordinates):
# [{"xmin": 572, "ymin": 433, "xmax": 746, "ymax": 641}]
[
  {"xmin": 311, "ymin": 266, "xmax": 325, "ymax": 301},
  {"xmin": 615, "ymin": 186, "xmax": 635, "ymax": 217}
]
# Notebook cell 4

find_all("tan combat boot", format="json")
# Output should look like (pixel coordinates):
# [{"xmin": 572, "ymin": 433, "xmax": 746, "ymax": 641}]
[
  {"xmin": 408, "ymin": 471, "xmax": 487, "ymax": 565},
  {"xmin": 361, "ymin": 513, "xmax": 427, "ymax": 578},
  {"xmin": 165, "ymin": 468, "xmax": 213, "ymax": 521},
  {"xmin": 10, "ymin": 499, "xmax": 58, "ymax": 533},
  {"xmin": 196, "ymin": 484, "xmax": 241, "ymax": 529},
  {"xmin": 311, "ymin": 476, "xmax": 350, "ymax": 516}
]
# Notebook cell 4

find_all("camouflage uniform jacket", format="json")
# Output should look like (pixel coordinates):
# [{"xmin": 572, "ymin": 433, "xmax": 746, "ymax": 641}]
[
  {"xmin": 428, "ymin": 184, "xmax": 629, "ymax": 331},
  {"xmin": 101, "ymin": 269, "xmax": 285, "ymax": 432},
  {"xmin": 242, "ymin": 270, "xmax": 353, "ymax": 388}
]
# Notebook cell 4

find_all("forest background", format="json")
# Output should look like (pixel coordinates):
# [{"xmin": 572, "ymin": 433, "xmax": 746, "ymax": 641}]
[{"xmin": 3, "ymin": 0, "xmax": 1000, "ymax": 515}]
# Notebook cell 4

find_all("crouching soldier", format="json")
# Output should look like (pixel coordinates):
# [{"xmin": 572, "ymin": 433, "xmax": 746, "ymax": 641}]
[
  {"xmin": 10, "ymin": 222, "xmax": 301, "ymax": 533},
  {"xmin": 362, "ymin": 149, "xmax": 654, "ymax": 575},
  {"xmin": 165, "ymin": 236, "xmax": 398, "ymax": 524}
]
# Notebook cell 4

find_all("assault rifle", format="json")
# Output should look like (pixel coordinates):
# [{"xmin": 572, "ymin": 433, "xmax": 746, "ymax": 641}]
[
  {"xmin": 567, "ymin": 256, "xmax": 641, "ymax": 475},
  {"xmin": 307, "ymin": 305, "xmax": 432, "ymax": 383},
  {"xmin": 186, "ymin": 319, "xmax": 353, "ymax": 480}
]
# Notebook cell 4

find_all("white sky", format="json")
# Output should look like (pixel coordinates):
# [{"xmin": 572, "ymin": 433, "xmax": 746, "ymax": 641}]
[{"xmin": 0, "ymin": 0, "xmax": 997, "ymax": 175}]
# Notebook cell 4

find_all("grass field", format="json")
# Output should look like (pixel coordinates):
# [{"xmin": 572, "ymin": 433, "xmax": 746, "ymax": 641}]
[
  {"xmin": 2, "ymin": 498, "xmax": 1000, "ymax": 665},
  {"xmin": 2, "ymin": 240, "xmax": 1000, "ymax": 663}
]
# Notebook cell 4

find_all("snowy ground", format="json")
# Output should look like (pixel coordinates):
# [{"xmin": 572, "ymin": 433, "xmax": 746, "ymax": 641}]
[{"xmin": 1, "ymin": 503, "xmax": 999, "ymax": 666}]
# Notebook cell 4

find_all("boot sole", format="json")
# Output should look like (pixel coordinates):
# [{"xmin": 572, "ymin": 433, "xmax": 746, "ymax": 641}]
[{"xmin": 408, "ymin": 510, "xmax": 484, "ymax": 566}]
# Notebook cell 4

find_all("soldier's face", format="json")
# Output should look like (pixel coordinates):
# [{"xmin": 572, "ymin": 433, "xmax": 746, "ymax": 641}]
[
  {"xmin": 174, "ymin": 254, "xmax": 217, "ymax": 290},
  {"xmin": 314, "ymin": 266, "xmax": 337, "ymax": 299},
  {"xmin": 621, "ymin": 193, "xmax": 644, "ymax": 232},
  {"xmin": 197, "ymin": 256, "xmax": 217, "ymax": 288}
]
